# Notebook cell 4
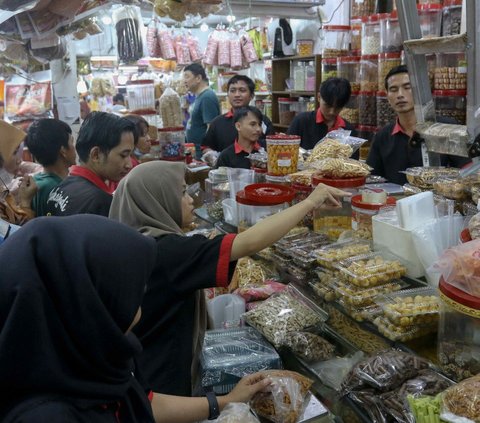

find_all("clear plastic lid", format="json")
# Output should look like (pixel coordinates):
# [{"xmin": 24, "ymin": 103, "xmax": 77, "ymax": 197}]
[
  {"xmin": 336, "ymin": 279, "xmax": 407, "ymax": 307},
  {"xmin": 310, "ymin": 269, "xmax": 341, "ymax": 301},
  {"xmin": 402, "ymin": 166, "xmax": 460, "ymax": 189},
  {"xmin": 336, "ymin": 252, "xmax": 407, "ymax": 287},
  {"xmin": 432, "ymin": 176, "xmax": 467, "ymax": 200},
  {"xmin": 339, "ymin": 302, "xmax": 383, "ymax": 323},
  {"xmin": 313, "ymin": 239, "xmax": 372, "ymax": 269},
  {"xmin": 373, "ymin": 316, "xmax": 437, "ymax": 342}
]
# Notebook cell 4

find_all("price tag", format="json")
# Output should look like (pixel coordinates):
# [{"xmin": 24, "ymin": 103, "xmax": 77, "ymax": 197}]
[{"xmin": 421, "ymin": 143, "xmax": 430, "ymax": 167}]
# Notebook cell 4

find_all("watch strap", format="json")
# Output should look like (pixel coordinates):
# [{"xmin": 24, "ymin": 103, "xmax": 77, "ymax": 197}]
[{"xmin": 206, "ymin": 391, "xmax": 220, "ymax": 420}]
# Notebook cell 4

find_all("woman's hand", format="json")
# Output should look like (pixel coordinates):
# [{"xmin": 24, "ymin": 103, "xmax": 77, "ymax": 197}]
[
  {"xmin": 224, "ymin": 373, "xmax": 271, "ymax": 404},
  {"xmin": 18, "ymin": 176, "xmax": 37, "ymax": 207},
  {"xmin": 305, "ymin": 183, "xmax": 351, "ymax": 210}
]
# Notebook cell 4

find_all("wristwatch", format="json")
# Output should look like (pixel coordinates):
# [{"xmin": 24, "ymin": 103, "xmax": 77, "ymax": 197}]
[{"xmin": 206, "ymin": 391, "xmax": 220, "ymax": 420}]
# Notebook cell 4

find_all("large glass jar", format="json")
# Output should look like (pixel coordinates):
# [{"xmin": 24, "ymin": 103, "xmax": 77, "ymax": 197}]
[
  {"xmin": 376, "ymin": 91, "xmax": 396, "ymax": 128},
  {"xmin": 278, "ymin": 98, "xmax": 298, "ymax": 126},
  {"xmin": 236, "ymin": 183, "xmax": 294, "ymax": 233},
  {"xmin": 380, "ymin": 12, "xmax": 403, "ymax": 53},
  {"xmin": 378, "ymin": 52, "xmax": 402, "ymax": 90},
  {"xmin": 360, "ymin": 54, "xmax": 378, "ymax": 92},
  {"xmin": 361, "ymin": 15, "xmax": 381, "ymax": 56},
  {"xmin": 322, "ymin": 25, "xmax": 350, "ymax": 58},
  {"xmin": 433, "ymin": 90, "xmax": 467, "ymax": 125},
  {"xmin": 350, "ymin": 18, "xmax": 362, "ymax": 56},
  {"xmin": 418, "ymin": 3, "xmax": 443, "ymax": 37},
  {"xmin": 434, "ymin": 52, "xmax": 467, "ymax": 90},
  {"xmin": 352, "ymin": 194, "xmax": 396, "ymax": 239},
  {"xmin": 340, "ymin": 91, "xmax": 359, "ymax": 126},
  {"xmin": 356, "ymin": 125, "xmax": 377, "ymax": 160},
  {"xmin": 312, "ymin": 176, "xmax": 365, "ymax": 240},
  {"xmin": 438, "ymin": 277, "xmax": 480, "ymax": 382},
  {"xmin": 337, "ymin": 56, "xmax": 361, "ymax": 92},
  {"xmin": 321, "ymin": 58, "xmax": 337, "ymax": 82},
  {"xmin": 351, "ymin": 0, "xmax": 376, "ymax": 18},
  {"xmin": 359, "ymin": 92, "xmax": 377, "ymax": 127},
  {"xmin": 442, "ymin": 0, "xmax": 462, "ymax": 36}
]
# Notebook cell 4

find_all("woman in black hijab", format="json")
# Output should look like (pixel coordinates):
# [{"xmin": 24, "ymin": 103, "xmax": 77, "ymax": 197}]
[{"xmin": 0, "ymin": 215, "xmax": 269, "ymax": 423}]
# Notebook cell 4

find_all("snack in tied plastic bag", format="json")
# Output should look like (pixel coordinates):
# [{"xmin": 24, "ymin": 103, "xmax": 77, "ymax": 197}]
[
  {"xmin": 441, "ymin": 374, "xmax": 480, "ymax": 422},
  {"xmin": 159, "ymin": 87, "xmax": 182, "ymax": 128},
  {"xmin": 468, "ymin": 213, "xmax": 480, "ymax": 240},
  {"xmin": 234, "ymin": 279, "xmax": 286, "ymax": 302},
  {"xmin": 282, "ymin": 331, "xmax": 335, "ymax": 363},
  {"xmin": 250, "ymin": 370, "xmax": 313, "ymax": 423},
  {"xmin": 232, "ymin": 257, "xmax": 266, "ymax": 289},
  {"xmin": 310, "ymin": 158, "xmax": 372, "ymax": 178}
]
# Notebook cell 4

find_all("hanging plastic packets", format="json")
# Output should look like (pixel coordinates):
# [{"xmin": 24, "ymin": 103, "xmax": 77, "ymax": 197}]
[
  {"xmin": 175, "ymin": 34, "xmax": 191, "ymax": 66},
  {"xmin": 113, "ymin": 5, "xmax": 144, "ymax": 63},
  {"xmin": 158, "ymin": 25, "xmax": 176, "ymax": 60},
  {"xmin": 230, "ymin": 37, "xmax": 243, "ymax": 69},
  {"xmin": 187, "ymin": 34, "xmax": 202, "ymax": 62},
  {"xmin": 147, "ymin": 19, "xmax": 161, "ymax": 58},
  {"xmin": 247, "ymin": 27, "xmax": 263, "ymax": 60},
  {"xmin": 217, "ymin": 30, "xmax": 231, "ymax": 67},
  {"xmin": 203, "ymin": 30, "xmax": 219, "ymax": 65},
  {"xmin": 241, "ymin": 31, "xmax": 259, "ymax": 63}
]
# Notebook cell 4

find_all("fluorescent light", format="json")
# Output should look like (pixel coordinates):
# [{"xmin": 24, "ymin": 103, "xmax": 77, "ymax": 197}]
[
  {"xmin": 200, "ymin": 23, "xmax": 209, "ymax": 32},
  {"xmin": 101, "ymin": 15, "xmax": 112, "ymax": 25}
]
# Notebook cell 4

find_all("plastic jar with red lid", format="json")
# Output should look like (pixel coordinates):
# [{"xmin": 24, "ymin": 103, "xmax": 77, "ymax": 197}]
[
  {"xmin": 380, "ymin": 11, "xmax": 403, "ymax": 53},
  {"xmin": 361, "ymin": 15, "xmax": 381, "ymax": 55},
  {"xmin": 378, "ymin": 52, "xmax": 402, "ymax": 90},
  {"xmin": 417, "ymin": 3, "xmax": 443, "ymax": 37},
  {"xmin": 438, "ymin": 276, "xmax": 480, "ymax": 381},
  {"xmin": 337, "ymin": 56, "xmax": 360, "ymax": 92},
  {"xmin": 442, "ymin": 0, "xmax": 462, "ymax": 36},
  {"xmin": 311, "ymin": 176, "xmax": 365, "ymax": 240},
  {"xmin": 351, "ymin": 194, "xmax": 396, "ymax": 239},
  {"xmin": 433, "ymin": 89, "xmax": 466, "ymax": 124},
  {"xmin": 321, "ymin": 25, "xmax": 350, "ymax": 58}
]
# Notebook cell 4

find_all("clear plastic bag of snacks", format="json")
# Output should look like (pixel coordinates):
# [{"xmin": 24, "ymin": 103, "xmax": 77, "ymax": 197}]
[
  {"xmin": 250, "ymin": 370, "xmax": 313, "ymax": 423},
  {"xmin": 337, "ymin": 279, "xmax": 406, "ymax": 308},
  {"xmin": 441, "ymin": 374, "xmax": 480, "ymax": 423},
  {"xmin": 429, "ymin": 239, "xmax": 480, "ymax": 297},
  {"xmin": 282, "ymin": 331, "xmax": 336, "ymax": 363},
  {"xmin": 310, "ymin": 158, "xmax": 371, "ymax": 178},
  {"xmin": 402, "ymin": 167, "xmax": 459, "ymax": 189}
]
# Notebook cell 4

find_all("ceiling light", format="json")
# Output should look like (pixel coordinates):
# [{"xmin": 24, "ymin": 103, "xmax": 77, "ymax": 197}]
[
  {"xmin": 101, "ymin": 15, "xmax": 112, "ymax": 25},
  {"xmin": 227, "ymin": 15, "xmax": 236, "ymax": 23},
  {"xmin": 200, "ymin": 23, "xmax": 209, "ymax": 32}
]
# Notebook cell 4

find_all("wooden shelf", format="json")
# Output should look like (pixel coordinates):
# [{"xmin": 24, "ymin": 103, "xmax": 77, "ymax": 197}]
[{"xmin": 272, "ymin": 55, "xmax": 315, "ymax": 62}]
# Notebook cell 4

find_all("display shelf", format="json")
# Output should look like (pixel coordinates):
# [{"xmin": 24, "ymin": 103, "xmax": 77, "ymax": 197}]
[
  {"xmin": 272, "ymin": 55, "xmax": 316, "ymax": 62},
  {"xmin": 272, "ymin": 90, "xmax": 316, "ymax": 96},
  {"xmin": 216, "ymin": 91, "xmax": 271, "ymax": 97}
]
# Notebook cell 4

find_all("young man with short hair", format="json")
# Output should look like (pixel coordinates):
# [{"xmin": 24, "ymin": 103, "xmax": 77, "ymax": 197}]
[
  {"xmin": 287, "ymin": 77, "xmax": 355, "ymax": 150},
  {"xmin": 215, "ymin": 106, "xmax": 263, "ymax": 169},
  {"xmin": 366, "ymin": 65, "xmax": 470, "ymax": 185},
  {"xmin": 25, "ymin": 119, "xmax": 77, "ymax": 216},
  {"xmin": 45, "ymin": 112, "xmax": 136, "ymax": 217},
  {"xmin": 183, "ymin": 63, "xmax": 220, "ymax": 159},
  {"xmin": 204, "ymin": 75, "xmax": 274, "ymax": 152}
]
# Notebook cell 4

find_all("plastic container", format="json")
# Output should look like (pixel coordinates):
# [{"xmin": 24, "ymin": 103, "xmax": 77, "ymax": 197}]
[
  {"xmin": 356, "ymin": 124, "xmax": 377, "ymax": 160},
  {"xmin": 351, "ymin": 194, "xmax": 397, "ymax": 239},
  {"xmin": 442, "ymin": 1, "xmax": 462, "ymax": 36},
  {"xmin": 403, "ymin": 166, "xmax": 459, "ymax": 189},
  {"xmin": 376, "ymin": 286, "xmax": 439, "ymax": 327},
  {"xmin": 438, "ymin": 276, "xmax": 480, "ymax": 381},
  {"xmin": 235, "ymin": 183, "xmax": 294, "ymax": 232},
  {"xmin": 339, "ymin": 91, "xmax": 359, "ymax": 126},
  {"xmin": 434, "ymin": 52, "xmax": 467, "ymax": 90},
  {"xmin": 263, "ymin": 99, "xmax": 272, "ymax": 120},
  {"xmin": 321, "ymin": 25, "xmax": 350, "ymax": 58},
  {"xmin": 351, "ymin": 0, "xmax": 376, "ymax": 18},
  {"xmin": 305, "ymin": 61, "xmax": 316, "ymax": 91},
  {"xmin": 360, "ymin": 54, "xmax": 379, "ymax": 92},
  {"xmin": 266, "ymin": 134, "xmax": 301, "ymax": 176},
  {"xmin": 278, "ymin": 98, "xmax": 298, "ymax": 126},
  {"xmin": 376, "ymin": 91, "xmax": 397, "ymax": 128},
  {"xmin": 312, "ymin": 175, "xmax": 366, "ymax": 239},
  {"xmin": 380, "ymin": 11, "xmax": 403, "ymax": 53},
  {"xmin": 433, "ymin": 89, "xmax": 466, "ymax": 125},
  {"xmin": 321, "ymin": 58, "xmax": 337, "ymax": 82},
  {"xmin": 247, "ymin": 152, "xmax": 268, "ymax": 170},
  {"xmin": 291, "ymin": 182, "xmax": 313, "ymax": 228},
  {"xmin": 158, "ymin": 126, "xmax": 185, "ymax": 160},
  {"xmin": 253, "ymin": 168, "xmax": 267, "ymax": 183},
  {"xmin": 373, "ymin": 315, "xmax": 437, "ymax": 342},
  {"xmin": 293, "ymin": 61, "xmax": 306, "ymax": 91},
  {"xmin": 296, "ymin": 39, "xmax": 314, "ymax": 56},
  {"xmin": 218, "ymin": 72, "xmax": 237, "ymax": 93},
  {"xmin": 126, "ymin": 80, "xmax": 155, "ymax": 111},
  {"xmin": 337, "ymin": 279, "xmax": 406, "ymax": 308},
  {"xmin": 378, "ymin": 52, "xmax": 402, "ymax": 90},
  {"xmin": 313, "ymin": 239, "xmax": 372, "ymax": 269},
  {"xmin": 361, "ymin": 15, "xmax": 381, "ymax": 56},
  {"xmin": 417, "ymin": 3, "xmax": 443, "ymax": 37},
  {"xmin": 359, "ymin": 91, "xmax": 377, "ymax": 127},
  {"xmin": 310, "ymin": 269, "xmax": 341, "ymax": 301},
  {"xmin": 433, "ymin": 175, "xmax": 467, "ymax": 200},
  {"xmin": 206, "ymin": 294, "xmax": 246, "ymax": 329},
  {"xmin": 350, "ymin": 18, "xmax": 362, "ymax": 55},
  {"xmin": 336, "ymin": 251, "xmax": 407, "ymax": 287},
  {"xmin": 337, "ymin": 56, "xmax": 361, "ymax": 92},
  {"xmin": 265, "ymin": 174, "xmax": 290, "ymax": 185}
]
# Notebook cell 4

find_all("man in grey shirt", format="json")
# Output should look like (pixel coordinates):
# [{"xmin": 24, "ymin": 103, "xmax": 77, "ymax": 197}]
[{"xmin": 183, "ymin": 63, "xmax": 220, "ymax": 159}]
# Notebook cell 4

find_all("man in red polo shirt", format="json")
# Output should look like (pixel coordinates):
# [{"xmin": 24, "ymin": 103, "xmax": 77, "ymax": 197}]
[
  {"xmin": 46, "ymin": 112, "xmax": 136, "ymax": 217},
  {"xmin": 215, "ymin": 106, "xmax": 263, "ymax": 169},
  {"xmin": 287, "ymin": 77, "xmax": 356, "ymax": 150},
  {"xmin": 366, "ymin": 65, "xmax": 469, "ymax": 185}
]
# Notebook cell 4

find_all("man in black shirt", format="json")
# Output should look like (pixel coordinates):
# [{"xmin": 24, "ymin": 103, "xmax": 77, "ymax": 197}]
[
  {"xmin": 367, "ymin": 65, "xmax": 470, "ymax": 185},
  {"xmin": 215, "ymin": 106, "xmax": 263, "ymax": 169},
  {"xmin": 203, "ymin": 75, "xmax": 274, "ymax": 152},
  {"xmin": 287, "ymin": 77, "xmax": 356, "ymax": 150}
]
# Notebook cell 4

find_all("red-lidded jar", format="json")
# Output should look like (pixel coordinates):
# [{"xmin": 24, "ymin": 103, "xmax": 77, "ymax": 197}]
[
  {"xmin": 321, "ymin": 25, "xmax": 350, "ymax": 58},
  {"xmin": 359, "ymin": 91, "xmax": 377, "ymax": 127},
  {"xmin": 360, "ymin": 54, "xmax": 379, "ymax": 91},
  {"xmin": 339, "ymin": 91, "xmax": 360, "ymax": 126},
  {"xmin": 418, "ymin": 3, "xmax": 443, "ymax": 37},
  {"xmin": 361, "ymin": 14, "xmax": 381, "ymax": 55},
  {"xmin": 434, "ymin": 52, "xmax": 467, "ymax": 90},
  {"xmin": 312, "ymin": 176, "xmax": 366, "ymax": 240},
  {"xmin": 442, "ymin": 0, "xmax": 462, "ymax": 36},
  {"xmin": 378, "ymin": 52, "xmax": 402, "ymax": 90},
  {"xmin": 337, "ymin": 56, "xmax": 361, "ymax": 92},
  {"xmin": 236, "ymin": 183, "xmax": 294, "ymax": 233},
  {"xmin": 380, "ymin": 11, "xmax": 403, "ymax": 53},
  {"xmin": 438, "ymin": 276, "xmax": 480, "ymax": 381},
  {"xmin": 350, "ymin": 18, "xmax": 362, "ymax": 55},
  {"xmin": 356, "ymin": 125, "xmax": 378, "ymax": 160},
  {"xmin": 433, "ymin": 89, "xmax": 466, "ymax": 125},
  {"xmin": 376, "ymin": 91, "xmax": 396, "ymax": 128},
  {"xmin": 351, "ymin": 193, "xmax": 396, "ymax": 239}
]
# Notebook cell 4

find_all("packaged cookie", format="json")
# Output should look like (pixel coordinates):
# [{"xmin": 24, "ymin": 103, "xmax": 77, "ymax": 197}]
[
  {"xmin": 373, "ymin": 316, "xmax": 437, "ymax": 342},
  {"xmin": 433, "ymin": 176, "xmax": 467, "ymax": 200},
  {"xmin": 313, "ymin": 239, "xmax": 372, "ymax": 269},
  {"xmin": 402, "ymin": 166, "xmax": 459, "ymax": 189},
  {"xmin": 310, "ymin": 269, "xmax": 341, "ymax": 302},
  {"xmin": 336, "ymin": 279, "xmax": 406, "ymax": 307}
]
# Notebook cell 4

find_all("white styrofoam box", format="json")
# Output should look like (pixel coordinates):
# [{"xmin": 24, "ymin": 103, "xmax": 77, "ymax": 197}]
[
  {"xmin": 396, "ymin": 191, "xmax": 436, "ymax": 230},
  {"xmin": 372, "ymin": 214, "xmax": 426, "ymax": 278}
]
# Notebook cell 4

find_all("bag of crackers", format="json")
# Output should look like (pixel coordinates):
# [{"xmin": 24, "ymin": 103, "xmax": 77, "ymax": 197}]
[
  {"xmin": 441, "ymin": 374, "xmax": 480, "ymax": 422},
  {"xmin": 250, "ymin": 370, "xmax": 313, "ymax": 423}
]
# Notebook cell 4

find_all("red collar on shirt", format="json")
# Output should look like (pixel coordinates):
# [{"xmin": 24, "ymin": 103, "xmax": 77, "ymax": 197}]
[
  {"xmin": 69, "ymin": 165, "xmax": 113, "ymax": 194},
  {"xmin": 315, "ymin": 108, "xmax": 346, "ymax": 131},
  {"xmin": 234, "ymin": 139, "xmax": 261, "ymax": 154},
  {"xmin": 225, "ymin": 109, "xmax": 234, "ymax": 118},
  {"xmin": 391, "ymin": 118, "xmax": 409, "ymax": 136}
]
